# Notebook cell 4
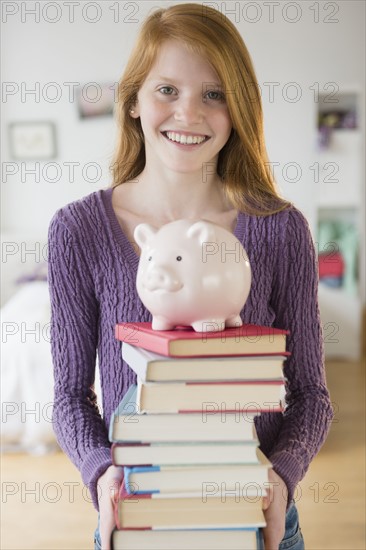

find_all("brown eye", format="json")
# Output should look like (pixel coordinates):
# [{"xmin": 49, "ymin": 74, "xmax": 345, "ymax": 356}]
[{"xmin": 176, "ymin": 256, "xmax": 182, "ymax": 261}]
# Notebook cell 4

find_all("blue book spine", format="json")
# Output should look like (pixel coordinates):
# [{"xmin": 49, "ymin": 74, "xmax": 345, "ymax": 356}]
[
  {"xmin": 257, "ymin": 528, "xmax": 265, "ymax": 550},
  {"xmin": 109, "ymin": 385, "xmax": 138, "ymax": 442},
  {"xmin": 124, "ymin": 465, "xmax": 161, "ymax": 495}
]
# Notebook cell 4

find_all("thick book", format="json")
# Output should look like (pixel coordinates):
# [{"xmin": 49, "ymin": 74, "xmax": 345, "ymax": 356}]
[
  {"xmin": 116, "ymin": 322, "xmax": 288, "ymax": 357},
  {"xmin": 123, "ymin": 450, "xmax": 271, "ymax": 495},
  {"xmin": 122, "ymin": 341, "xmax": 287, "ymax": 382},
  {"xmin": 111, "ymin": 440, "xmax": 261, "ymax": 466},
  {"xmin": 111, "ymin": 527, "xmax": 262, "ymax": 550},
  {"xmin": 109, "ymin": 386, "xmax": 258, "ymax": 443},
  {"xmin": 137, "ymin": 379, "xmax": 284, "ymax": 413},
  {"xmin": 115, "ymin": 479, "xmax": 266, "ymax": 529}
]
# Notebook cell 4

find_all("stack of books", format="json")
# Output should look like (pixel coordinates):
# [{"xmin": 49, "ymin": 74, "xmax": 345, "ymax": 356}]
[{"xmin": 110, "ymin": 322, "xmax": 288, "ymax": 550}]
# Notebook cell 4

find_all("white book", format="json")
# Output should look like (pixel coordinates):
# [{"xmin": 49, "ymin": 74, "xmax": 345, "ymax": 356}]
[{"xmin": 122, "ymin": 341, "xmax": 286, "ymax": 382}]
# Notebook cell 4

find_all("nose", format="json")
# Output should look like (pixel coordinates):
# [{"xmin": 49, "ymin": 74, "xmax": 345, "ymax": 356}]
[
  {"xmin": 147, "ymin": 269, "xmax": 169, "ymax": 288},
  {"xmin": 144, "ymin": 266, "xmax": 182, "ymax": 292},
  {"xmin": 174, "ymin": 96, "xmax": 204, "ymax": 125}
]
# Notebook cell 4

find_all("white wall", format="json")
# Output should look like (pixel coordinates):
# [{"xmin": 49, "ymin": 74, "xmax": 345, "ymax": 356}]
[{"xmin": 1, "ymin": 0, "xmax": 365, "ymax": 304}]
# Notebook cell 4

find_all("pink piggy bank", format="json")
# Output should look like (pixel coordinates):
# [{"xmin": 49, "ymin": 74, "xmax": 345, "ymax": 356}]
[{"xmin": 134, "ymin": 219, "xmax": 251, "ymax": 332}]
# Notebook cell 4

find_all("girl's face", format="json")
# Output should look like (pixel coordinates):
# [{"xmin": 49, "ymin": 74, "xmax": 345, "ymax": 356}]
[{"xmin": 131, "ymin": 40, "xmax": 232, "ymax": 176}]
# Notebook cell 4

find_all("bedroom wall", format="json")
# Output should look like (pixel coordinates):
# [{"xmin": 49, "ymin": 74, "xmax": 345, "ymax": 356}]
[{"xmin": 1, "ymin": 0, "xmax": 365, "ymax": 306}]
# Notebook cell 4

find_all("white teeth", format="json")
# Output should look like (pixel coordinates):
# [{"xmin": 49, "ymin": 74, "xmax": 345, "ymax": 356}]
[{"xmin": 165, "ymin": 131, "xmax": 206, "ymax": 145}]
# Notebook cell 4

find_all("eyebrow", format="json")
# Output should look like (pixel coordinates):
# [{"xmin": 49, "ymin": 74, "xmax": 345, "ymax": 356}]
[{"xmin": 151, "ymin": 76, "xmax": 223, "ymax": 87}]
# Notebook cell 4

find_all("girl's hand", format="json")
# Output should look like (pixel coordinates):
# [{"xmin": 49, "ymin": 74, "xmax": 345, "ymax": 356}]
[
  {"xmin": 262, "ymin": 469, "xmax": 288, "ymax": 550},
  {"xmin": 97, "ymin": 465, "xmax": 124, "ymax": 550}
]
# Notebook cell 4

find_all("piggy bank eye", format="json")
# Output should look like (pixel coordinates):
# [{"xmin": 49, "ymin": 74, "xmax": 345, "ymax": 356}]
[
  {"xmin": 148, "ymin": 256, "xmax": 152, "ymax": 261},
  {"xmin": 176, "ymin": 256, "xmax": 182, "ymax": 261}
]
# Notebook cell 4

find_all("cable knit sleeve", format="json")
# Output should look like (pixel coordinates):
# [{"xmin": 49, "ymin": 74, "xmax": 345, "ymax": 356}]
[
  {"xmin": 268, "ymin": 208, "xmax": 334, "ymax": 503},
  {"xmin": 48, "ymin": 209, "xmax": 112, "ymax": 510}
]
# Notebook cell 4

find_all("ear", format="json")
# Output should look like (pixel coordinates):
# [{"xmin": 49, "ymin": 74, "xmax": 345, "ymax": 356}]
[
  {"xmin": 134, "ymin": 223, "xmax": 158, "ymax": 248},
  {"xmin": 187, "ymin": 221, "xmax": 217, "ymax": 245},
  {"xmin": 129, "ymin": 101, "xmax": 140, "ymax": 118}
]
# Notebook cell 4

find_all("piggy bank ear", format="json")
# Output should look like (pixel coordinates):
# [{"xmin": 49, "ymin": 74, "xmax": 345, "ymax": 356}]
[
  {"xmin": 187, "ymin": 221, "xmax": 216, "ymax": 245},
  {"xmin": 134, "ymin": 224, "xmax": 158, "ymax": 248}
]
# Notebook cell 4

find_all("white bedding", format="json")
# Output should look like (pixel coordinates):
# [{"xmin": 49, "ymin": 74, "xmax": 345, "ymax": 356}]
[
  {"xmin": 1, "ymin": 281, "xmax": 57, "ymax": 453},
  {"xmin": 1, "ymin": 280, "xmax": 102, "ymax": 454}
]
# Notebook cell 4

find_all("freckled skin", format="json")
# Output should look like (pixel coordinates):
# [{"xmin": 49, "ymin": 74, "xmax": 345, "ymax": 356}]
[{"xmin": 129, "ymin": 39, "xmax": 233, "ymax": 177}]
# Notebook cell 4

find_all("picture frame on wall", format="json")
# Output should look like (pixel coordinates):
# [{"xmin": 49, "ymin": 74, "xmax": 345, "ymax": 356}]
[
  {"xmin": 76, "ymin": 82, "xmax": 116, "ymax": 119},
  {"xmin": 8, "ymin": 121, "xmax": 57, "ymax": 160}
]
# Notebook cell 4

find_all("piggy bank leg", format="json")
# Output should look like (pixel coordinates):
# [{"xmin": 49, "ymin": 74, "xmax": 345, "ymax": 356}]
[
  {"xmin": 192, "ymin": 320, "xmax": 226, "ymax": 332},
  {"xmin": 152, "ymin": 316, "xmax": 176, "ymax": 331},
  {"xmin": 225, "ymin": 315, "xmax": 243, "ymax": 328}
]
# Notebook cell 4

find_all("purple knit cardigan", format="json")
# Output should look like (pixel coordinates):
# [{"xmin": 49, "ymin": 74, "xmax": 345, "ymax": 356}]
[{"xmin": 48, "ymin": 187, "xmax": 333, "ymax": 510}]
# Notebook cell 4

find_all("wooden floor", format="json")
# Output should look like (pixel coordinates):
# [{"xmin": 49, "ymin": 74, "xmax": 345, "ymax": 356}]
[{"xmin": 1, "ymin": 359, "xmax": 365, "ymax": 550}]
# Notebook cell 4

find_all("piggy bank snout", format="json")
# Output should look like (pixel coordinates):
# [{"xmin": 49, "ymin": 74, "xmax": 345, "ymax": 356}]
[{"xmin": 142, "ymin": 265, "xmax": 183, "ymax": 292}]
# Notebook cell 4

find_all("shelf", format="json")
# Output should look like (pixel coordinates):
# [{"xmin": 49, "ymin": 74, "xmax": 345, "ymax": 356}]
[
  {"xmin": 317, "ymin": 91, "xmax": 358, "ymax": 127},
  {"xmin": 315, "ymin": 130, "xmax": 362, "ymax": 207},
  {"xmin": 314, "ymin": 89, "xmax": 363, "ymax": 360}
]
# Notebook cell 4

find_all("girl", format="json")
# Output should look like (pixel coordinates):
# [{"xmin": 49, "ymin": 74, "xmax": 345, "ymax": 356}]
[{"xmin": 48, "ymin": 4, "xmax": 333, "ymax": 549}]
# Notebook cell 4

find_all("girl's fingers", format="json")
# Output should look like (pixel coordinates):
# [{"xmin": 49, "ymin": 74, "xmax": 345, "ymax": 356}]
[
  {"xmin": 262, "ymin": 486, "xmax": 273, "ymax": 510},
  {"xmin": 100, "ymin": 508, "xmax": 114, "ymax": 550},
  {"xmin": 98, "ymin": 466, "xmax": 124, "ymax": 550}
]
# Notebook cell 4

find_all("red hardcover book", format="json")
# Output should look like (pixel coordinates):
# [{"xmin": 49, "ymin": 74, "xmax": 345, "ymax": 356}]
[{"xmin": 115, "ymin": 322, "xmax": 288, "ymax": 358}]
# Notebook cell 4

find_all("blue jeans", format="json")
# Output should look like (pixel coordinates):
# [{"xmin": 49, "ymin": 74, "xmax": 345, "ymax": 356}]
[
  {"xmin": 94, "ymin": 502, "xmax": 304, "ymax": 550},
  {"xmin": 279, "ymin": 502, "xmax": 304, "ymax": 549}
]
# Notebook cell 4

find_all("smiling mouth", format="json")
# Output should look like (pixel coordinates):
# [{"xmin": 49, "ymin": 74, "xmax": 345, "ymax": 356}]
[{"xmin": 161, "ymin": 131, "xmax": 210, "ymax": 145}]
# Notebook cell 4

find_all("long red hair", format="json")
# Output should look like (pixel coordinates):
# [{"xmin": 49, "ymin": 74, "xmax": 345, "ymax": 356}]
[{"xmin": 110, "ymin": 3, "xmax": 290, "ymax": 215}]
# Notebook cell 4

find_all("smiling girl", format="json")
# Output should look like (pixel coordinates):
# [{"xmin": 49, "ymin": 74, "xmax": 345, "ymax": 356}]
[{"xmin": 48, "ymin": 4, "xmax": 333, "ymax": 550}]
